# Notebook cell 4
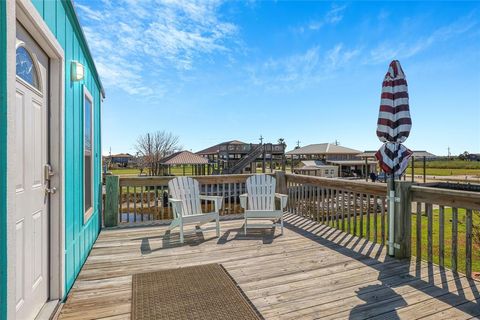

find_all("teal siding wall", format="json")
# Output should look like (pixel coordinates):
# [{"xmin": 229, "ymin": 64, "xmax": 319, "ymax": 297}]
[
  {"xmin": 1, "ymin": 0, "xmax": 8, "ymax": 318},
  {"xmin": 31, "ymin": 0, "xmax": 103, "ymax": 295}
]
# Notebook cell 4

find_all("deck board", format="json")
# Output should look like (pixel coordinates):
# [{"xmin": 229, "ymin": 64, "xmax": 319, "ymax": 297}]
[{"xmin": 58, "ymin": 214, "xmax": 480, "ymax": 320}]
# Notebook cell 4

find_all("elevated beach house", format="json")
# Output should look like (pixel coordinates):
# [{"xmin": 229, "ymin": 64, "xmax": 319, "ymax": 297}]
[{"xmin": 1, "ymin": 1, "xmax": 104, "ymax": 318}]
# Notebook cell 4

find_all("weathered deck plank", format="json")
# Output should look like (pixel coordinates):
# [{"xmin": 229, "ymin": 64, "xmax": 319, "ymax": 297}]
[{"xmin": 58, "ymin": 214, "xmax": 480, "ymax": 320}]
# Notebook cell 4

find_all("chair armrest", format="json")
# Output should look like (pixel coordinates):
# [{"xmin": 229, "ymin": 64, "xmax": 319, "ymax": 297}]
[
  {"xmin": 239, "ymin": 193, "xmax": 248, "ymax": 209},
  {"xmin": 168, "ymin": 198, "xmax": 183, "ymax": 218},
  {"xmin": 275, "ymin": 193, "xmax": 288, "ymax": 210},
  {"xmin": 199, "ymin": 195, "xmax": 223, "ymax": 213}
]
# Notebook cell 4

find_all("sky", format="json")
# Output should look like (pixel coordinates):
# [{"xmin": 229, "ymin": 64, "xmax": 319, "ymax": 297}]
[{"xmin": 74, "ymin": 0, "xmax": 480, "ymax": 156}]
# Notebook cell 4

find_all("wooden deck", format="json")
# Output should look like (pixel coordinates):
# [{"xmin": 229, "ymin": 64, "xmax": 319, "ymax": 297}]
[{"xmin": 58, "ymin": 214, "xmax": 480, "ymax": 319}]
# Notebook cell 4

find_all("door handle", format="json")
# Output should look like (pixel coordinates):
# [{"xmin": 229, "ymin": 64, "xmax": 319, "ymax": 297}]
[{"xmin": 45, "ymin": 186, "xmax": 57, "ymax": 195}]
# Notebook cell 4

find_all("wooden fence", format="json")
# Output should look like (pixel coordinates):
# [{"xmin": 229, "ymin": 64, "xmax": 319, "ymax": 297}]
[{"xmin": 104, "ymin": 172, "xmax": 480, "ymax": 278}]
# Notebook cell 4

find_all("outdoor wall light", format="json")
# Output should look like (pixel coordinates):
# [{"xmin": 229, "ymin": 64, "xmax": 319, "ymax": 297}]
[{"xmin": 71, "ymin": 61, "xmax": 85, "ymax": 81}]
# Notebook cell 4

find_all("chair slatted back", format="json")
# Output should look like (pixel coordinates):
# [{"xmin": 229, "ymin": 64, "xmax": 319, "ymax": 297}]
[
  {"xmin": 168, "ymin": 177, "xmax": 202, "ymax": 216},
  {"xmin": 246, "ymin": 174, "xmax": 276, "ymax": 211}
]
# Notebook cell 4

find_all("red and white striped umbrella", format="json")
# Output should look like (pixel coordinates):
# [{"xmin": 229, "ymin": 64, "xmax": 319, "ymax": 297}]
[
  {"xmin": 376, "ymin": 143, "xmax": 413, "ymax": 175},
  {"xmin": 375, "ymin": 60, "xmax": 412, "ymax": 175}
]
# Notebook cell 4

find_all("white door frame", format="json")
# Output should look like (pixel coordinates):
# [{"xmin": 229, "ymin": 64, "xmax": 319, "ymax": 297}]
[{"xmin": 6, "ymin": 0, "xmax": 65, "ymax": 318}]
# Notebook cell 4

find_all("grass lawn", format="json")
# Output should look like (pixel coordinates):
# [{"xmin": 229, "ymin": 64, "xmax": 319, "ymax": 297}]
[
  {"xmin": 405, "ymin": 159, "xmax": 480, "ymax": 176},
  {"xmin": 405, "ymin": 167, "xmax": 480, "ymax": 176},
  {"xmin": 110, "ymin": 168, "xmax": 141, "ymax": 175},
  {"xmin": 111, "ymin": 166, "xmax": 197, "ymax": 176}
]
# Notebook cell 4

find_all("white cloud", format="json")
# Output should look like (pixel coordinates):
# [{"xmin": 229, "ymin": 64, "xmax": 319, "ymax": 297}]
[
  {"xmin": 249, "ymin": 44, "xmax": 360, "ymax": 91},
  {"xmin": 326, "ymin": 44, "xmax": 360, "ymax": 69},
  {"xmin": 74, "ymin": 4, "xmax": 103, "ymax": 21},
  {"xmin": 297, "ymin": 4, "xmax": 347, "ymax": 33},
  {"xmin": 366, "ymin": 14, "xmax": 478, "ymax": 64},
  {"xmin": 75, "ymin": 0, "xmax": 238, "ymax": 95}
]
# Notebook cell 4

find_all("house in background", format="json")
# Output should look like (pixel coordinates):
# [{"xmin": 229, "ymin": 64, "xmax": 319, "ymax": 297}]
[
  {"xmin": 196, "ymin": 140, "xmax": 286, "ymax": 174},
  {"xmin": 286, "ymin": 143, "xmax": 376, "ymax": 177},
  {"xmin": 293, "ymin": 160, "xmax": 339, "ymax": 178},
  {"xmin": 104, "ymin": 153, "xmax": 134, "ymax": 168},
  {"xmin": 467, "ymin": 153, "xmax": 480, "ymax": 161},
  {"xmin": 1, "ymin": 1, "xmax": 104, "ymax": 319}
]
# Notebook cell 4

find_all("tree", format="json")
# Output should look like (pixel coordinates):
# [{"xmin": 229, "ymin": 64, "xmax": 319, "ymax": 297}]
[
  {"xmin": 277, "ymin": 138, "xmax": 286, "ymax": 148},
  {"xmin": 134, "ymin": 131, "xmax": 181, "ymax": 176},
  {"xmin": 459, "ymin": 151, "xmax": 470, "ymax": 161}
]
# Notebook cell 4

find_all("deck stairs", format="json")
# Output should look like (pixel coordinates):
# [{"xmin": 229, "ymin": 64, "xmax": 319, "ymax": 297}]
[{"xmin": 222, "ymin": 144, "xmax": 264, "ymax": 174}]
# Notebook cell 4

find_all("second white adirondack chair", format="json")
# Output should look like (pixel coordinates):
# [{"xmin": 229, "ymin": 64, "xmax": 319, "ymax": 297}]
[
  {"xmin": 240, "ymin": 174, "xmax": 288, "ymax": 235},
  {"xmin": 168, "ymin": 177, "xmax": 223, "ymax": 244}
]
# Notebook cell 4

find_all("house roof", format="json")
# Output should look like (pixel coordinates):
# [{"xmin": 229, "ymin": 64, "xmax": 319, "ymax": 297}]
[
  {"xmin": 327, "ymin": 160, "xmax": 377, "ymax": 166},
  {"xmin": 293, "ymin": 160, "xmax": 335, "ymax": 170},
  {"xmin": 358, "ymin": 150, "xmax": 436, "ymax": 158},
  {"xmin": 196, "ymin": 140, "xmax": 246, "ymax": 155},
  {"xmin": 295, "ymin": 166, "xmax": 337, "ymax": 171},
  {"xmin": 301, "ymin": 160, "xmax": 327, "ymax": 167},
  {"xmin": 286, "ymin": 143, "xmax": 361, "ymax": 156},
  {"xmin": 160, "ymin": 151, "xmax": 208, "ymax": 165},
  {"xmin": 110, "ymin": 153, "xmax": 133, "ymax": 158}
]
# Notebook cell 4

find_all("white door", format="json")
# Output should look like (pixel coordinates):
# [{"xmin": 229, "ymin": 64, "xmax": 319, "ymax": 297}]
[{"xmin": 15, "ymin": 22, "xmax": 49, "ymax": 320}]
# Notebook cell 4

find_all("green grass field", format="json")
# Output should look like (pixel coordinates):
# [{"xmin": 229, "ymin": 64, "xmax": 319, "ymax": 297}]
[
  {"xmin": 405, "ymin": 168, "xmax": 480, "ymax": 176},
  {"xmin": 405, "ymin": 159, "xmax": 480, "ymax": 176},
  {"xmin": 111, "ymin": 167, "xmax": 193, "ymax": 176}
]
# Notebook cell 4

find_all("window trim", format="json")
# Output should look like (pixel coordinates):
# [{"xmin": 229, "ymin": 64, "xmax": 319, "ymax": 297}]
[{"xmin": 83, "ymin": 85, "xmax": 94, "ymax": 223}]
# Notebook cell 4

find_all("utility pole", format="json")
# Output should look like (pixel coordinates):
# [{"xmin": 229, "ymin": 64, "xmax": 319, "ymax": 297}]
[
  {"xmin": 447, "ymin": 147, "xmax": 451, "ymax": 160},
  {"xmin": 259, "ymin": 135, "xmax": 264, "ymax": 144},
  {"xmin": 296, "ymin": 140, "xmax": 301, "ymax": 148}
]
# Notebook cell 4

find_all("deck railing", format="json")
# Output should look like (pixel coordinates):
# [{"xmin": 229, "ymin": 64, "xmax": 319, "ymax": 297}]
[
  {"xmin": 284, "ymin": 174, "xmax": 389, "ymax": 244},
  {"xmin": 104, "ymin": 172, "xmax": 480, "ymax": 278},
  {"xmin": 104, "ymin": 174, "xmax": 257, "ymax": 225},
  {"xmin": 409, "ymin": 185, "xmax": 480, "ymax": 277},
  {"xmin": 283, "ymin": 174, "xmax": 480, "ymax": 279}
]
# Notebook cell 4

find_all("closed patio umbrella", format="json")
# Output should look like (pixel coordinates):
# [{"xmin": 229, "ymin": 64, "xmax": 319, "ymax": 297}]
[{"xmin": 374, "ymin": 60, "xmax": 413, "ymax": 256}]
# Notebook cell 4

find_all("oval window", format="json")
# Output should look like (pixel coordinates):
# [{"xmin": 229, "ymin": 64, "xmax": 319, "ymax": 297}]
[{"xmin": 16, "ymin": 46, "xmax": 39, "ymax": 89}]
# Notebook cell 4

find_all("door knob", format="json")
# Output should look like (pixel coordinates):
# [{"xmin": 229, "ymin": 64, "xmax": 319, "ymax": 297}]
[{"xmin": 45, "ymin": 187, "xmax": 57, "ymax": 195}]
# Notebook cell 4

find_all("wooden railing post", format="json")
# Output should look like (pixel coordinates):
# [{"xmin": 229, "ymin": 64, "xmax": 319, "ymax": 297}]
[
  {"xmin": 275, "ymin": 171, "xmax": 287, "ymax": 194},
  {"xmin": 394, "ymin": 181, "xmax": 412, "ymax": 259},
  {"xmin": 105, "ymin": 175, "xmax": 119, "ymax": 227},
  {"xmin": 275, "ymin": 171, "xmax": 288, "ymax": 212}
]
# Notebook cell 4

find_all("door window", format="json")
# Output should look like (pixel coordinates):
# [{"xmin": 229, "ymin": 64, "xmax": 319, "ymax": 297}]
[{"xmin": 16, "ymin": 46, "xmax": 40, "ymax": 89}]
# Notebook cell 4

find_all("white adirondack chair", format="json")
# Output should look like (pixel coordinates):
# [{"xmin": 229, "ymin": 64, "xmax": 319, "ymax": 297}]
[
  {"xmin": 168, "ymin": 177, "xmax": 223, "ymax": 244},
  {"xmin": 240, "ymin": 174, "xmax": 288, "ymax": 235}
]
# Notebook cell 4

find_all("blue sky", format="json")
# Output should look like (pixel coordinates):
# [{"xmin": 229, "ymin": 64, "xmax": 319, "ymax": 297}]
[{"xmin": 75, "ymin": 1, "xmax": 480, "ymax": 156}]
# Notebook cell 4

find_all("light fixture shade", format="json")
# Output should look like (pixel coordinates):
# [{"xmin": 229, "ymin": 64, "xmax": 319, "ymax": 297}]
[{"xmin": 71, "ymin": 61, "xmax": 85, "ymax": 81}]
